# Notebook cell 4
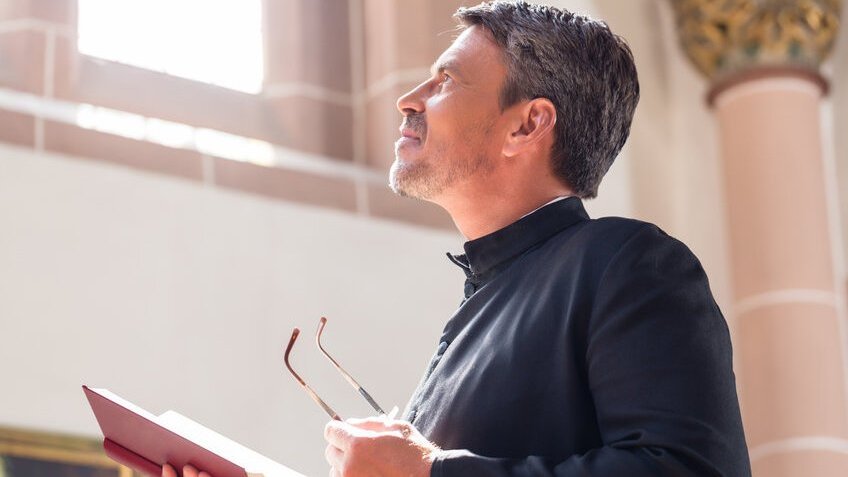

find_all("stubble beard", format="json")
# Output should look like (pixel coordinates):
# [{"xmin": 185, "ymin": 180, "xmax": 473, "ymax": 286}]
[
  {"xmin": 390, "ymin": 118, "xmax": 495, "ymax": 200},
  {"xmin": 389, "ymin": 146, "xmax": 489, "ymax": 201}
]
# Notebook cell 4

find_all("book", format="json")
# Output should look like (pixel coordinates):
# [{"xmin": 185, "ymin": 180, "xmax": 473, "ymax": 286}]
[{"xmin": 83, "ymin": 385, "xmax": 306, "ymax": 477}]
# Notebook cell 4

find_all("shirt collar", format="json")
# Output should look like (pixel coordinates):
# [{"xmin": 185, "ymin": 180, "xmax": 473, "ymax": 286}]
[
  {"xmin": 447, "ymin": 196, "xmax": 589, "ymax": 279},
  {"xmin": 518, "ymin": 195, "xmax": 571, "ymax": 219}
]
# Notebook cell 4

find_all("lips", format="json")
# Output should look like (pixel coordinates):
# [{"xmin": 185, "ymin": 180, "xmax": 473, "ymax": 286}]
[
  {"xmin": 396, "ymin": 127, "xmax": 422, "ymax": 152},
  {"xmin": 400, "ymin": 128, "xmax": 421, "ymax": 140}
]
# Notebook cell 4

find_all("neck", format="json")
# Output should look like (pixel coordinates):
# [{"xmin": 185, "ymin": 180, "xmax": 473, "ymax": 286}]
[{"xmin": 436, "ymin": 182, "xmax": 573, "ymax": 240}]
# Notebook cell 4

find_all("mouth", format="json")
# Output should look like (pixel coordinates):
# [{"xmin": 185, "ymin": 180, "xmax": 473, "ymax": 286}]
[
  {"xmin": 399, "ymin": 127, "xmax": 421, "ymax": 141},
  {"xmin": 396, "ymin": 127, "xmax": 422, "ymax": 152}
]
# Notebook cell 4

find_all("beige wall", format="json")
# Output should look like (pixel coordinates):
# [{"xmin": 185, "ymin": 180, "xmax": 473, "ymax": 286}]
[{"xmin": 0, "ymin": 143, "xmax": 463, "ymax": 476}]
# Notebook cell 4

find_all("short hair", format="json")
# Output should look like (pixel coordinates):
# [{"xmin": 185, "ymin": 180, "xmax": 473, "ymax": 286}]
[{"xmin": 455, "ymin": 1, "xmax": 640, "ymax": 198}]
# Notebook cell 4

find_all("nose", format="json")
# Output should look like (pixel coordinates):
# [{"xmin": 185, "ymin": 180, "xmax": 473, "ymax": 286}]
[{"xmin": 396, "ymin": 81, "xmax": 427, "ymax": 116}]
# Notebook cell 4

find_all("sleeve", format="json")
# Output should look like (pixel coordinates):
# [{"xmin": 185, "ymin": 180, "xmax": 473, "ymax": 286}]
[{"xmin": 430, "ymin": 225, "xmax": 751, "ymax": 477}]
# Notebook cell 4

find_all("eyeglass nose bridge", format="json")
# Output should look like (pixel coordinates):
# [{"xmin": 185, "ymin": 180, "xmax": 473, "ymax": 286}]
[{"xmin": 283, "ymin": 317, "xmax": 386, "ymax": 420}]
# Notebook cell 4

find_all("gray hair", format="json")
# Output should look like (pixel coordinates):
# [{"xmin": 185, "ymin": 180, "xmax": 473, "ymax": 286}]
[{"xmin": 455, "ymin": 1, "xmax": 640, "ymax": 198}]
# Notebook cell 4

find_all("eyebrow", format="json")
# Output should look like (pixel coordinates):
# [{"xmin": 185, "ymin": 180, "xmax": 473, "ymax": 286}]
[{"xmin": 430, "ymin": 59, "xmax": 463, "ymax": 79}]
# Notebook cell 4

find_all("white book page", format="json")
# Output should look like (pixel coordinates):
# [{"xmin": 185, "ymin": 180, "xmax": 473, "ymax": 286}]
[
  {"xmin": 156, "ymin": 411, "xmax": 304, "ymax": 477},
  {"xmin": 90, "ymin": 387, "xmax": 159, "ymax": 421}
]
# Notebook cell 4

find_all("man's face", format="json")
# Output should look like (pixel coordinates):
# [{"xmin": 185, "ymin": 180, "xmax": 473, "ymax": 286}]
[{"xmin": 390, "ymin": 26, "xmax": 508, "ymax": 201}]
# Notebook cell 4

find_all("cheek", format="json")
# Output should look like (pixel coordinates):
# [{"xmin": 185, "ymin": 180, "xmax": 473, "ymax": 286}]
[{"xmin": 425, "ymin": 96, "xmax": 483, "ymax": 144}]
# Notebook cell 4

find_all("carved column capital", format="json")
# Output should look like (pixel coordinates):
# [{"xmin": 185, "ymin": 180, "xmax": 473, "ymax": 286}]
[{"xmin": 669, "ymin": 0, "xmax": 842, "ymax": 100}]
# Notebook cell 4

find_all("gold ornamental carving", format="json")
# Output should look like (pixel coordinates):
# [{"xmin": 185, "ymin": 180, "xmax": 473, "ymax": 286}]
[{"xmin": 669, "ymin": 0, "xmax": 842, "ymax": 80}]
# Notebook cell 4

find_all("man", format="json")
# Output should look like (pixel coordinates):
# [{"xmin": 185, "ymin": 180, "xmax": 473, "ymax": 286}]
[
  {"xmin": 168, "ymin": 2, "xmax": 750, "ymax": 476},
  {"xmin": 324, "ymin": 0, "xmax": 751, "ymax": 474}
]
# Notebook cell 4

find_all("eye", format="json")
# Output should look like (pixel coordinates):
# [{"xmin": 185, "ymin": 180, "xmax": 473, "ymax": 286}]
[{"xmin": 434, "ymin": 72, "xmax": 451, "ymax": 90}]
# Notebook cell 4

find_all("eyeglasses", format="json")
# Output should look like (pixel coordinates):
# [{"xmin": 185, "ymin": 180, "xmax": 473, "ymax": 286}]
[{"xmin": 283, "ymin": 317, "xmax": 386, "ymax": 420}]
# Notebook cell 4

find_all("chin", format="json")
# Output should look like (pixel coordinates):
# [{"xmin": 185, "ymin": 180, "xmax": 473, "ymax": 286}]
[
  {"xmin": 388, "ymin": 160, "xmax": 411, "ymax": 195},
  {"xmin": 394, "ymin": 148, "xmax": 420, "ymax": 165},
  {"xmin": 389, "ymin": 159, "xmax": 430, "ymax": 200},
  {"xmin": 388, "ymin": 160, "xmax": 403, "ymax": 193}
]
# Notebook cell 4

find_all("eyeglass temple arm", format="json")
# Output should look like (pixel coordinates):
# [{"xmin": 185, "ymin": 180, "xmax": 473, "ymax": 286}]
[
  {"xmin": 284, "ymin": 328, "xmax": 341, "ymax": 421},
  {"xmin": 316, "ymin": 317, "xmax": 386, "ymax": 415}
]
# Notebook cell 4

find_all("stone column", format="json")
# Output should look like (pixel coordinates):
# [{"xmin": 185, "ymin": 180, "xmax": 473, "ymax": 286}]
[
  {"xmin": 0, "ymin": 0, "xmax": 77, "ymax": 150},
  {"xmin": 669, "ymin": 1, "xmax": 847, "ymax": 475},
  {"xmin": 261, "ymin": 0, "xmax": 354, "ymax": 161}
]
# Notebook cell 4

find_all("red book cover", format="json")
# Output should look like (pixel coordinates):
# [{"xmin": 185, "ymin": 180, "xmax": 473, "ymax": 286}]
[
  {"xmin": 103, "ymin": 438, "xmax": 162, "ymax": 476},
  {"xmin": 83, "ymin": 385, "xmax": 304, "ymax": 477}
]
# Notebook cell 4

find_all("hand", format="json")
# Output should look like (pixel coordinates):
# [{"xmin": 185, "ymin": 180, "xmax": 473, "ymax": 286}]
[
  {"xmin": 162, "ymin": 463, "xmax": 212, "ymax": 477},
  {"xmin": 324, "ymin": 417, "xmax": 440, "ymax": 477}
]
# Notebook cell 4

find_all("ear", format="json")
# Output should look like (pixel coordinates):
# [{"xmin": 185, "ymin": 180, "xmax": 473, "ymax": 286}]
[{"xmin": 502, "ymin": 98, "xmax": 557, "ymax": 158}]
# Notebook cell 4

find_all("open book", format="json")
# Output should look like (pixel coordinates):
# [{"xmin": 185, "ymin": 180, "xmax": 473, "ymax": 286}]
[{"xmin": 83, "ymin": 386, "xmax": 305, "ymax": 477}]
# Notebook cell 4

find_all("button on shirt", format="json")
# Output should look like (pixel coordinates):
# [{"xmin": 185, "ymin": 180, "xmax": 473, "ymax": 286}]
[{"xmin": 404, "ymin": 197, "xmax": 751, "ymax": 476}]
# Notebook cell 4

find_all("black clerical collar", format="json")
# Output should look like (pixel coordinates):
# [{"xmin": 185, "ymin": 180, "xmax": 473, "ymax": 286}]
[{"xmin": 447, "ymin": 196, "xmax": 589, "ymax": 280}]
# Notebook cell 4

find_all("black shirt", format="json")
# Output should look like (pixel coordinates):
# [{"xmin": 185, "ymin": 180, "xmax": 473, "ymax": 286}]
[{"xmin": 404, "ymin": 197, "xmax": 751, "ymax": 476}]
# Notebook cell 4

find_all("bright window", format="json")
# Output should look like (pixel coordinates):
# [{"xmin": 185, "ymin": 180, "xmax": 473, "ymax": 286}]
[{"xmin": 77, "ymin": 0, "xmax": 264, "ymax": 94}]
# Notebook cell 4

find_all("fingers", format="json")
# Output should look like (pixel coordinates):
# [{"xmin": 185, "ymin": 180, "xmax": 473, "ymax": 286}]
[
  {"xmin": 184, "ymin": 465, "xmax": 211, "ymax": 477},
  {"xmin": 323, "ymin": 419, "xmax": 436, "ymax": 477},
  {"xmin": 351, "ymin": 418, "xmax": 415, "ymax": 441},
  {"xmin": 324, "ymin": 420, "xmax": 357, "ymax": 451},
  {"xmin": 346, "ymin": 416, "xmax": 410, "ymax": 434},
  {"xmin": 391, "ymin": 420, "xmax": 414, "ymax": 439},
  {"xmin": 163, "ymin": 464, "xmax": 211, "ymax": 477},
  {"xmin": 345, "ymin": 416, "xmax": 393, "ymax": 432},
  {"xmin": 324, "ymin": 444, "xmax": 344, "ymax": 469}
]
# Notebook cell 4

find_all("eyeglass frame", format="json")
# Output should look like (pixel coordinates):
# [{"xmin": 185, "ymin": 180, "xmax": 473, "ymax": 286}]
[{"xmin": 283, "ymin": 317, "xmax": 386, "ymax": 421}]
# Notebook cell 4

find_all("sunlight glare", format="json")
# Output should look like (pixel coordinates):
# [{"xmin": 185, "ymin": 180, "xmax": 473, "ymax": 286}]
[{"xmin": 78, "ymin": 0, "xmax": 264, "ymax": 94}]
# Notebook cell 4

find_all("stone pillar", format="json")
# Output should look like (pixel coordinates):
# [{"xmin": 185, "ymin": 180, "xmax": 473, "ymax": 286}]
[
  {"xmin": 261, "ymin": 0, "xmax": 354, "ymax": 161},
  {"xmin": 0, "ymin": 0, "xmax": 77, "ymax": 150},
  {"xmin": 669, "ymin": 1, "xmax": 847, "ymax": 475}
]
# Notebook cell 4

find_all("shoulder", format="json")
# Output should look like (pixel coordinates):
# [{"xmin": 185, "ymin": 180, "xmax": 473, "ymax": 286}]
[
  {"xmin": 539, "ymin": 216, "xmax": 705, "ymax": 290},
  {"xmin": 576, "ymin": 216, "xmax": 655, "ymax": 241},
  {"xmin": 578, "ymin": 218, "xmax": 708, "ymax": 295},
  {"xmin": 579, "ymin": 216, "xmax": 674, "ymax": 243},
  {"xmin": 565, "ymin": 216, "xmax": 694, "ymax": 261}
]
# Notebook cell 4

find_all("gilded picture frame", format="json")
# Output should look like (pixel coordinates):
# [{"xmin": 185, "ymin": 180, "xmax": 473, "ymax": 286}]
[{"xmin": 0, "ymin": 425, "xmax": 138, "ymax": 477}]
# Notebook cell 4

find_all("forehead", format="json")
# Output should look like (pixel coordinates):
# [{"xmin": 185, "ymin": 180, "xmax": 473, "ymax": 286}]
[{"xmin": 436, "ymin": 25, "xmax": 506, "ymax": 83}]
